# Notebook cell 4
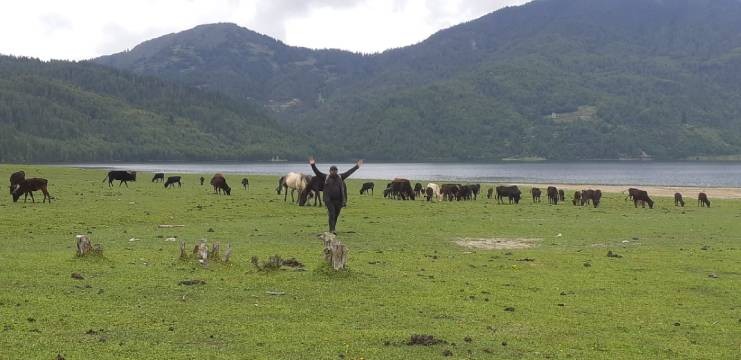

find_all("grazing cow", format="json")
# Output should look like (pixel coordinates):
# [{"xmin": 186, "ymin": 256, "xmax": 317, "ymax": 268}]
[
  {"xmin": 496, "ymin": 185, "xmax": 521, "ymax": 204},
  {"xmin": 241, "ymin": 178, "xmax": 249, "ymax": 191},
  {"xmin": 698, "ymin": 193, "xmax": 711, "ymax": 207},
  {"xmin": 210, "ymin": 174, "xmax": 231, "ymax": 195},
  {"xmin": 426, "ymin": 183, "xmax": 442, "ymax": 202},
  {"xmin": 456, "ymin": 185, "xmax": 473, "ymax": 201},
  {"xmin": 547, "ymin": 186, "xmax": 559, "ymax": 205},
  {"xmin": 383, "ymin": 185, "xmax": 393, "ymax": 199},
  {"xmin": 592, "ymin": 190, "xmax": 602, "ymax": 208},
  {"xmin": 164, "ymin": 176, "xmax": 182, "ymax": 188},
  {"xmin": 390, "ymin": 179, "xmax": 415, "ymax": 200},
  {"xmin": 152, "ymin": 173, "xmax": 165, "ymax": 183},
  {"xmin": 625, "ymin": 188, "xmax": 641, "ymax": 202},
  {"xmin": 441, "ymin": 184, "xmax": 460, "ymax": 201},
  {"xmin": 633, "ymin": 190, "xmax": 654, "ymax": 209},
  {"xmin": 414, "ymin": 183, "xmax": 423, "ymax": 198},
  {"xmin": 299, "ymin": 175, "xmax": 324, "ymax": 207},
  {"xmin": 531, "ymin": 187, "xmax": 542, "ymax": 203},
  {"xmin": 199, "ymin": 176, "xmax": 205, "ymax": 186},
  {"xmin": 580, "ymin": 190, "xmax": 596, "ymax": 206},
  {"xmin": 674, "ymin": 193, "xmax": 685, "ymax": 207},
  {"xmin": 12, "ymin": 178, "xmax": 51, "ymax": 203},
  {"xmin": 572, "ymin": 191, "xmax": 581, "ymax": 206},
  {"xmin": 9, "ymin": 170, "xmax": 25, "ymax": 195},
  {"xmin": 103, "ymin": 171, "xmax": 136, "ymax": 187},
  {"xmin": 470, "ymin": 184, "xmax": 481, "ymax": 200},
  {"xmin": 558, "ymin": 189, "xmax": 565, "ymax": 202},
  {"xmin": 486, "ymin": 187, "xmax": 494, "ymax": 199},
  {"xmin": 360, "ymin": 182, "xmax": 374, "ymax": 195}
]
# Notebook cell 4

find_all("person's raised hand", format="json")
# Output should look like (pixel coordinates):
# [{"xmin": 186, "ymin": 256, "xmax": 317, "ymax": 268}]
[
  {"xmin": 309, "ymin": 157, "xmax": 316, "ymax": 165},
  {"xmin": 356, "ymin": 159, "xmax": 364, "ymax": 167}
]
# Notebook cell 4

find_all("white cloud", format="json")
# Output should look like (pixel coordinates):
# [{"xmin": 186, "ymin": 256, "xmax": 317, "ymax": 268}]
[{"xmin": 0, "ymin": 0, "xmax": 529, "ymax": 60}]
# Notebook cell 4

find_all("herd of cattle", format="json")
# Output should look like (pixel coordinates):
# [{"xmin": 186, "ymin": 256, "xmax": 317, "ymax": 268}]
[{"xmin": 6, "ymin": 170, "xmax": 712, "ymax": 208}]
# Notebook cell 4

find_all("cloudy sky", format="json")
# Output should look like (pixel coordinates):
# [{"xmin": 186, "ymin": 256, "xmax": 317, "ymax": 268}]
[{"xmin": 0, "ymin": 0, "xmax": 530, "ymax": 61}]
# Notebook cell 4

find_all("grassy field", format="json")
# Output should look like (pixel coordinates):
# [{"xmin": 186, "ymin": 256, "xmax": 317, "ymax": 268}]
[{"xmin": 0, "ymin": 165, "xmax": 739, "ymax": 359}]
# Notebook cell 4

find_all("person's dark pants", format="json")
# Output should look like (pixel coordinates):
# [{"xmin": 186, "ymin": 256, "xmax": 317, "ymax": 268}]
[{"xmin": 326, "ymin": 200, "xmax": 343, "ymax": 233}]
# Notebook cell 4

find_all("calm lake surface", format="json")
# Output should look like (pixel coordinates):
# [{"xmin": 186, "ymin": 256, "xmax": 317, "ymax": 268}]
[{"xmin": 63, "ymin": 162, "xmax": 741, "ymax": 188}]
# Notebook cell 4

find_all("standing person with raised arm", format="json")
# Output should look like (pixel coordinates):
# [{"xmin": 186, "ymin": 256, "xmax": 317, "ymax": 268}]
[{"xmin": 309, "ymin": 157, "xmax": 363, "ymax": 234}]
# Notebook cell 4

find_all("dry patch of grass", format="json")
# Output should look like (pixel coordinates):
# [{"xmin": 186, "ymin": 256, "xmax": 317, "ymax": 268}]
[{"xmin": 454, "ymin": 237, "xmax": 541, "ymax": 250}]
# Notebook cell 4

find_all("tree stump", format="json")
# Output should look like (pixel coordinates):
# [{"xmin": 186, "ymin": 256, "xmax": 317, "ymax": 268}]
[
  {"xmin": 209, "ymin": 242, "xmax": 220, "ymax": 261},
  {"xmin": 193, "ymin": 240, "xmax": 209, "ymax": 264},
  {"xmin": 320, "ymin": 232, "xmax": 348, "ymax": 270},
  {"xmin": 179, "ymin": 240, "xmax": 188, "ymax": 259},
  {"xmin": 222, "ymin": 243, "xmax": 233, "ymax": 262}
]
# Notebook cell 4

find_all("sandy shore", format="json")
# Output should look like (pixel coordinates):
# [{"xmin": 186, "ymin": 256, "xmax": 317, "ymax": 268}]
[{"xmin": 514, "ymin": 183, "xmax": 741, "ymax": 199}]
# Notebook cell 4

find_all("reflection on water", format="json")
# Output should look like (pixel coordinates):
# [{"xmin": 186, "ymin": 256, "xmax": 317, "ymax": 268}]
[{"xmin": 64, "ymin": 162, "xmax": 741, "ymax": 187}]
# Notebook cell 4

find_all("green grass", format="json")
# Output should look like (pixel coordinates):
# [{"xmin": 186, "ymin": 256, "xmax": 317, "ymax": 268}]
[{"xmin": 0, "ymin": 165, "xmax": 739, "ymax": 359}]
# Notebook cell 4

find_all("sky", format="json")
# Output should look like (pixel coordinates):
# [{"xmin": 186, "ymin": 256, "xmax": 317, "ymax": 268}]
[{"xmin": 0, "ymin": 0, "xmax": 530, "ymax": 61}]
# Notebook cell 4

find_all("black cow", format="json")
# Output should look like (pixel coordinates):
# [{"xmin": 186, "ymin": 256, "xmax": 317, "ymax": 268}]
[
  {"xmin": 592, "ymin": 189, "xmax": 602, "ymax": 208},
  {"xmin": 164, "ymin": 176, "xmax": 182, "ymax": 188},
  {"xmin": 580, "ymin": 190, "xmax": 595, "ymax": 206},
  {"xmin": 625, "ymin": 188, "xmax": 641, "ymax": 202},
  {"xmin": 390, "ymin": 179, "xmax": 415, "ymax": 200},
  {"xmin": 414, "ymin": 183, "xmax": 423, "ymax": 198},
  {"xmin": 531, "ymin": 187, "xmax": 542, "ymax": 203},
  {"xmin": 360, "ymin": 182, "xmax": 374, "ymax": 195},
  {"xmin": 486, "ymin": 187, "xmax": 494, "ymax": 199},
  {"xmin": 547, "ymin": 186, "xmax": 559, "ymax": 205},
  {"xmin": 152, "ymin": 173, "xmax": 165, "ymax": 182},
  {"xmin": 241, "ymin": 178, "xmax": 249, "ymax": 191},
  {"xmin": 698, "ymin": 193, "xmax": 711, "ymax": 207},
  {"xmin": 441, "ymin": 184, "xmax": 460, "ymax": 201},
  {"xmin": 558, "ymin": 189, "xmax": 565, "ymax": 202},
  {"xmin": 12, "ymin": 178, "xmax": 51, "ymax": 203},
  {"xmin": 199, "ymin": 176, "xmax": 205, "ymax": 186},
  {"xmin": 674, "ymin": 193, "xmax": 685, "ymax": 207},
  {"xmin": 496, "ymin": 186, "xmax": 521, "ymax": 204},
  {"xmin": 9, "ymin": 170, "xmax": 25, "ymax": 195},
  {"xmin": 103, "ymin": 171, "xmax": 136, "ymax": 187},
  {"xmin": 456, "ymin": 185, "xmax": 473, "ymax": 201},
  {"xmin": 470, "ymin": 184, "xmax": 481, "ymax": 200},
  {"xmin": 425, "ymin": 186, "xmax": 435, "ymax": 201},
  {"xmin": 299, "ymin": 176, "xmax": 323, "ymax": 207}
]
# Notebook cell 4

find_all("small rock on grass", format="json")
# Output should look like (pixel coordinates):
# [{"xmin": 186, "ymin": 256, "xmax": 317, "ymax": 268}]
[
  {"xmin": 178, "ymin": 279, "xmax": 206, "ymax": 286},
  {"xmin": 71, "ymin": 272, "xmax": 84, "ymax": 280}
]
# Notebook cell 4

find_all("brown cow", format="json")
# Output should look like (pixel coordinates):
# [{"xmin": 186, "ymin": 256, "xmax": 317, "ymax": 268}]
[
  {"xmin": 210, "ymin": 174, "xmax": 231, "ymax": 195},
  {"xmin": 572, "ymin": 191, "xmax": 581, "ymax": 206},
  {"xmin": 12, "ymin": 178, "xmax": 51, "ymax": 203},
  {"xmin": 674, "ymin": 193, "xmax": 685, "ymax": 207},
  {"xmin": 633, "ymin": 190, "xmax": 654, "ymax": 209},
  {"xmin": 698, "ymin": 193, "xmax": 710, "ymax": 207}
]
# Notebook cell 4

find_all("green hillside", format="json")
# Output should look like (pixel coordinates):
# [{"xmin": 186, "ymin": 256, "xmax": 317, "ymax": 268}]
[
  {"xmin": 94, "ymin": 0, "xmax": 741, "ymax": 161},
  {"xmin": 0, "ymin": 56, "xmax": 311, "ymax": 162}
]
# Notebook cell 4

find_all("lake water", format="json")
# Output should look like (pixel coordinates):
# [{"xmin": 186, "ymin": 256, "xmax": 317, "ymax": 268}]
[{"xmin": 63, "ymin": 162, "xmax": 741, "ymax": 188}]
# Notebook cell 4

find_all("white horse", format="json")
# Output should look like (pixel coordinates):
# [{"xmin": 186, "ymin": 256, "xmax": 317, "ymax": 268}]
[{"xmin": 279, "ymin": 172, "xmax": 310, "ymax": 203}]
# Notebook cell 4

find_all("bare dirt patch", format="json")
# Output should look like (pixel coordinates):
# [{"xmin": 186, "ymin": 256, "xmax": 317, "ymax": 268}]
[{"xmin": 454, "ymin": 237, "xmax": 541, "ymax": 250}]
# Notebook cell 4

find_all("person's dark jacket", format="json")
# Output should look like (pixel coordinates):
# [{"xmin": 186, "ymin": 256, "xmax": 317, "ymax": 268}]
[{"xmin": 311, "ymin": 164, "xmax": 359, "ymax": 206}]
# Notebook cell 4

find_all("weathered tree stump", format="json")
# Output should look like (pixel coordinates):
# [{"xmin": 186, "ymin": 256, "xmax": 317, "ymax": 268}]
[
  {"xmin": 209, "ymin": 242, "xmax": 220, "ymax": 261},
  {"xmin": 76, "ymin": 235, "xmax": 102, "ymax": 257},
  {"xmin": 320, "ymin": 232, "xmax": 348, "ymax": 270},
  {"xmin": 193, "ymin": 240, "xmax": 209, "ymax": 264},
  {"xmin": 179, "ymin": 240, "xmax": 188, "ymax": 259},
  {"xmin": 222, "ymin": 243, "xmax": 233, "ymax": 262}
]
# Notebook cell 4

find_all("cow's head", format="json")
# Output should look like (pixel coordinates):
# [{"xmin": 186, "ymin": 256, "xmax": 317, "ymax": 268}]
[
  {"xmin": 224, "ymin": 186, "xmax": 231, "ymax": 196},
  {"xmin": 298, "ymin": 187, "xmax": 312, "ymax": 206},
  {"xmin": 647, "ymin": 198, "xmax": 654, "ymax": 209},
  {"xmin": 11, "ymin": 185, "xmax": 21, "ymax": 202},
  {"xmin": 130, "ymin": 171, "xmax": 137, "ymax": 181}
]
